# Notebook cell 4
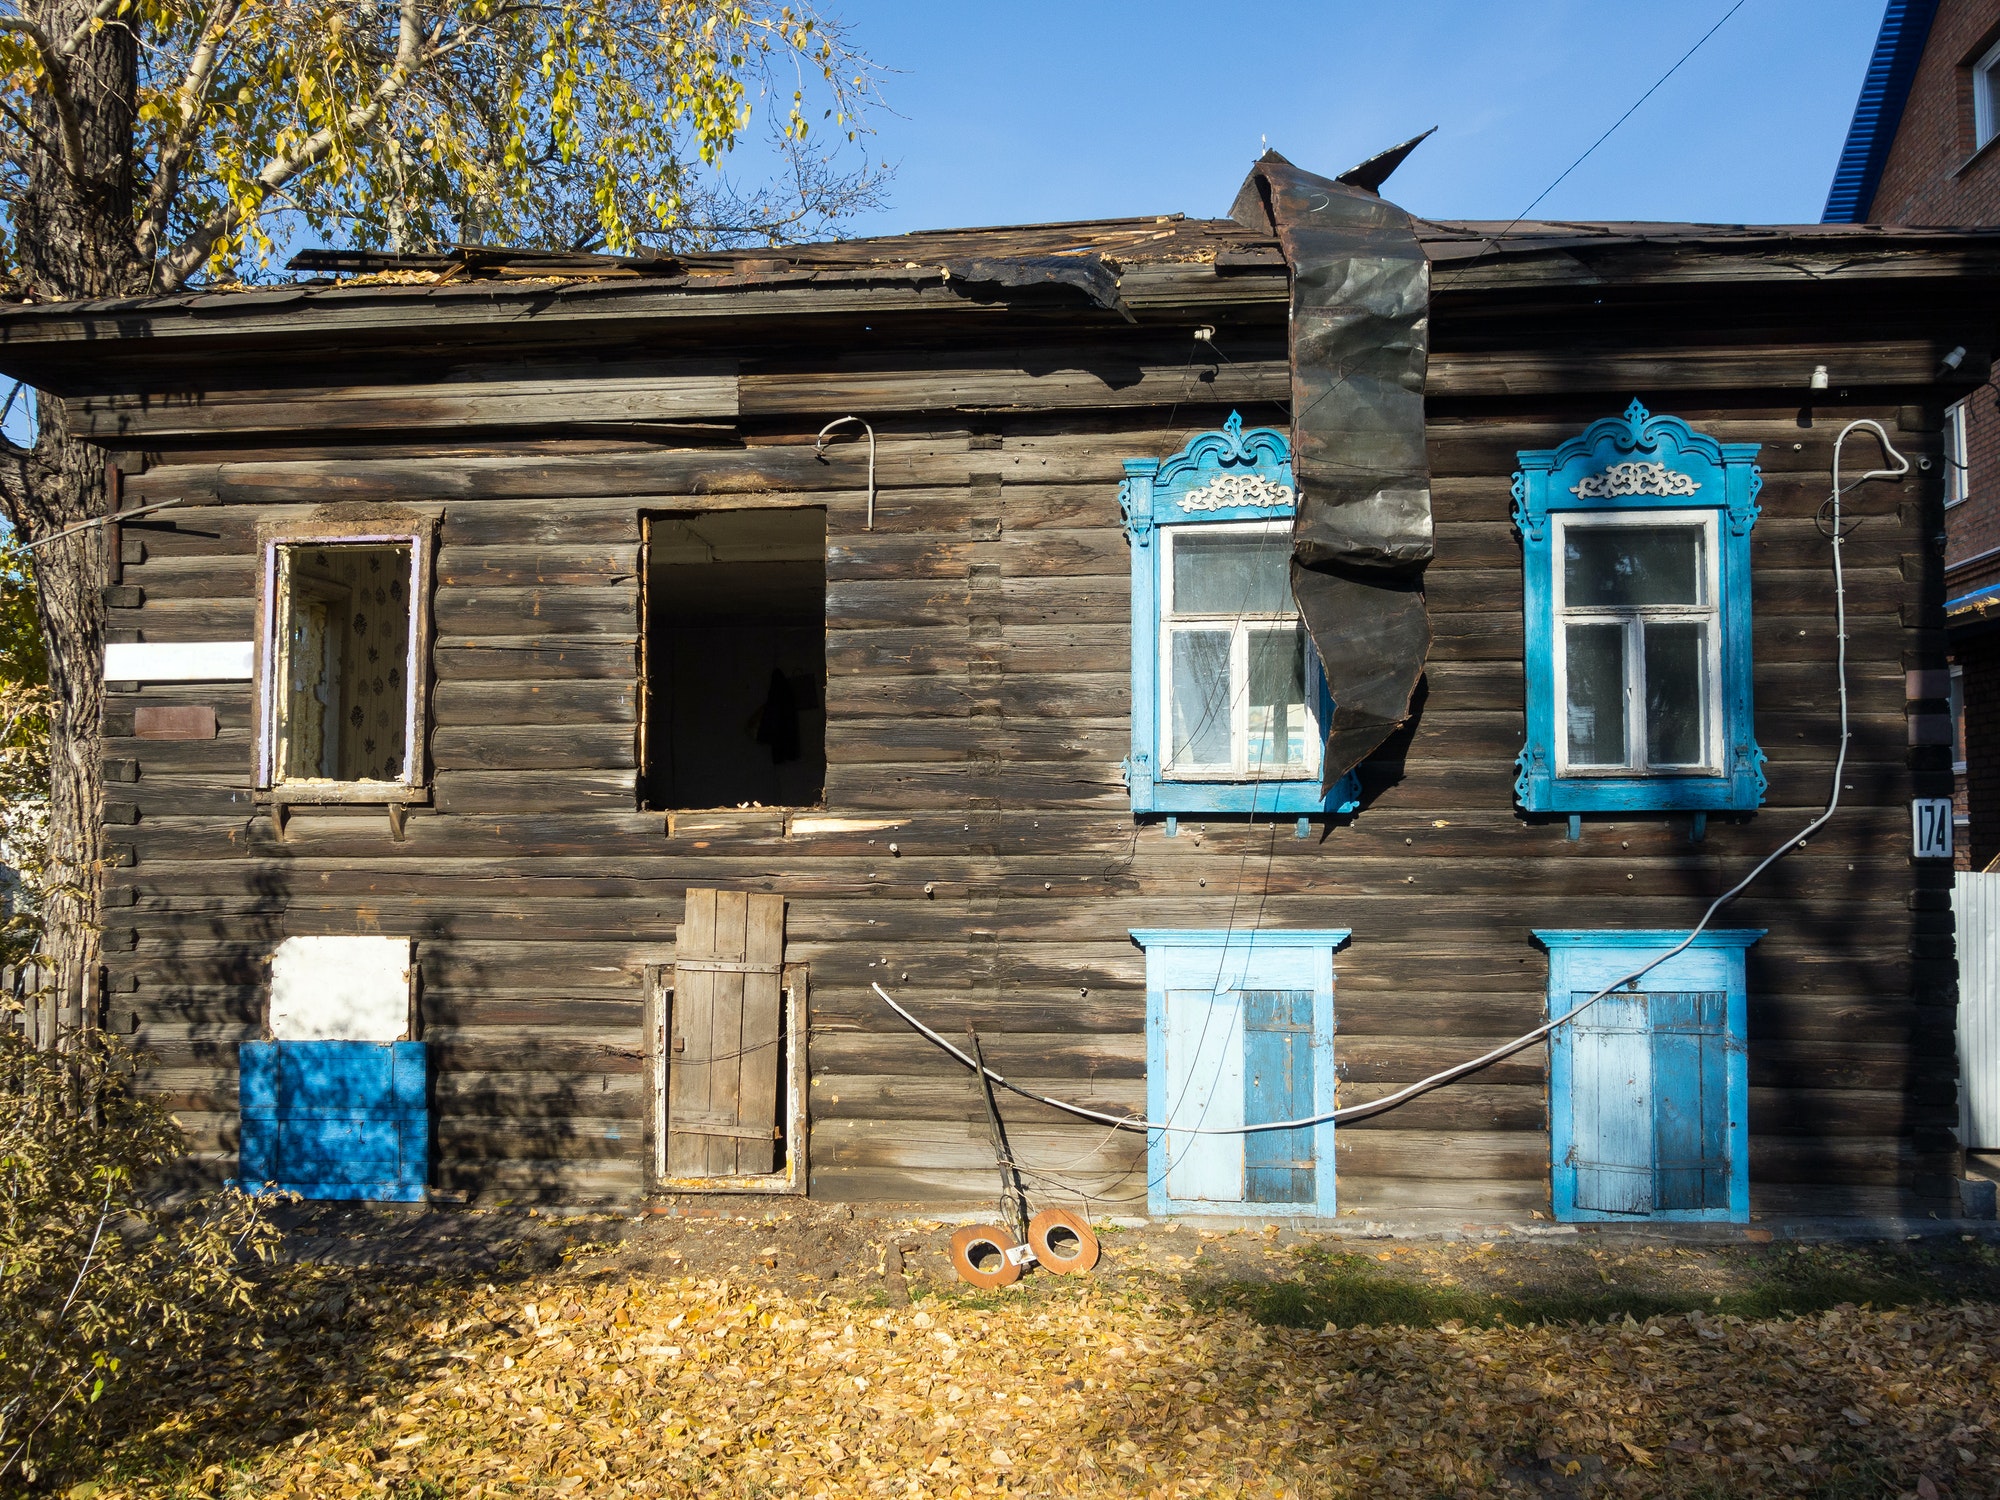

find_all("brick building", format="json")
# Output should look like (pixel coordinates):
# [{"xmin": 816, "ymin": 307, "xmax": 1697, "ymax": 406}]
[{"xmin": 1828, "ymin": 0, "xmax": 2000, "ymax": 867}]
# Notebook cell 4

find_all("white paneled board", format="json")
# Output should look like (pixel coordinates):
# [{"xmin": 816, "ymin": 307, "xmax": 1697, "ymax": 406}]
[
  {"xmin": 269, "ymin": 936, "xmax": 415, "ymax": 1042},
  {"xmin": 1956, "ymin": 873, "xmax": 2000, "ymax": 1149},
  {"xmin": 104, "ymin": 641, "xmax": 254, "ymax": 681}
]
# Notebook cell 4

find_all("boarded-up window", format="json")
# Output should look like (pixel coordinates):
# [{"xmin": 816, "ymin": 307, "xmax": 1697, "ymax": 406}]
[{"xmin": 650, "ymin": 889, "xmax": 806, "ymax": 1190}]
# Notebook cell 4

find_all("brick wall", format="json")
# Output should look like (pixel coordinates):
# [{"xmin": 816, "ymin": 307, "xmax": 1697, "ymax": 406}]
[{"xmin": 1867, "ymin": 1, "xmax": 2000, "ymax": 865}]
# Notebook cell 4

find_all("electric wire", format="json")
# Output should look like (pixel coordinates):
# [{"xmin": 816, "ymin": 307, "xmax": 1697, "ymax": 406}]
[
  {"xmin": 875, "ymin": 418, "xmax": 1907, "ymax": 1139},
  {"xmin": 1491, "ymin": 0, "xmax": 1750, "ymax": 242}
]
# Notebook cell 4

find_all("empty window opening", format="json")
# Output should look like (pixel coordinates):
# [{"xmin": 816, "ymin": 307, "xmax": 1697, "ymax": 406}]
[
  {"xmin": 643, "ymin": 509, "xmax": 826, "ymax": 810},
  {"xmin": 272, "ymin": 543, "xmax": 414, "ymax": 784}
]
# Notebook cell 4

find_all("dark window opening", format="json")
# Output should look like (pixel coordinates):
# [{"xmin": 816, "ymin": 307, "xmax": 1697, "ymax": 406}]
[{"xmin": 643, "ymin": 509, "xmax": 826, "ymax": 809}]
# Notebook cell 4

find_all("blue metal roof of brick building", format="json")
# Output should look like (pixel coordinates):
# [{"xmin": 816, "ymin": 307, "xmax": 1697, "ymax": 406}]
[{"xmin": 1824, "ymin": 0, "xmax": 1942, "ymax": 223}]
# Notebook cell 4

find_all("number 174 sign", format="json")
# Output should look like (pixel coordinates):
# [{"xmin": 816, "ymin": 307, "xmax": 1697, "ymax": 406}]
[{"xmin": 1913, "ymin": 798, "xmax": 1954, "ymax": 860}]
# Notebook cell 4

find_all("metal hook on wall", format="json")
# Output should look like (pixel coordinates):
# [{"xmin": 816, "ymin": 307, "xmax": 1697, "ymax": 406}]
[{"xmin": 815, "ymin": 415, "xmax": 877, "ymax": 531}]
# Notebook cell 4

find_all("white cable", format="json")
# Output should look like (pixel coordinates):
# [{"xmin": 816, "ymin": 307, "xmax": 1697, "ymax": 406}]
[
  {"xmin": 815, "ymin": 416, "xmax": 876, "ymax": 531},
  {"xmin": 873, "ymin": 418, "xmax": 1910, "ymax": 1135}
]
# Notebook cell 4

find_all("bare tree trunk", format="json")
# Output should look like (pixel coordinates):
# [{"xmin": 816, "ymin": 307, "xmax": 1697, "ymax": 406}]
[{"xmin": 0, "ymin": 4, "xmax": 142, "ymax": 1024}]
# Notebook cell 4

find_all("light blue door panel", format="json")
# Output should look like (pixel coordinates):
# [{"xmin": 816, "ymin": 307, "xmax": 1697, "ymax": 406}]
[
  {"xmin": 1569, "ymin": 992, "xmax": 1653, "ymax": 1214},
  {"xmin": 1243, "ymin": 990, "xmax": 1315, "ymax": 1204},
  {"xmin": 1161, "ymin": 988, "xmax": 1245, "ymax": 1201},
  {"xmin": 1651, "ymin": 992, "xmax": 1729, "ymax": 1211}
]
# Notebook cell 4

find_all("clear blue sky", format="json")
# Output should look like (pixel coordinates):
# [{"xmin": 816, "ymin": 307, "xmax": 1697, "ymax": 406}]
[
  {"xmin": 828, "ymin": 0, "xmax": 1886, "ymax": 234},
  {"xmin": 0, "ymin": 0, "xmax": 1891, "ymax": 457}
]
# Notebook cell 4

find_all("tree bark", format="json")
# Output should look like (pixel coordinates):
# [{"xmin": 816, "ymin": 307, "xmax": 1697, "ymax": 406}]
[{"xmin": 0, "ymin": 4, "xmax": 142, "ymax": 1027}]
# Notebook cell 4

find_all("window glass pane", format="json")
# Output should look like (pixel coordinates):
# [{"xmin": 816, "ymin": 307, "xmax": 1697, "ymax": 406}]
[
  {"xmin": 1247, "ymin": 625, "xmax": 1311, "ymax": 772},
  {"xmin": 1172, "ymin": 531, "xmax": 1292, "ymax": 615},
  {"xmin": 1566, "ymin": 623, "xmax": 1627, "ymax": 767},
  {"xmin": 1644, "ymin": 622, "xmax": 1706, "ymax": 766},
  {"xmin": 1564, "ymin": 525, "xmax": 1703, "ymax": 608},
  {"xmin": 1170, "ymin": 629, "xmax": 1233, "ymax": 766}
]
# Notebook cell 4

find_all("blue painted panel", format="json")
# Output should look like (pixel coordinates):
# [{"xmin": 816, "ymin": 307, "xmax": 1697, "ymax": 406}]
[
  {"xmin": 238, "ymin": 1040, "xmax": 429, "ymax": 1203},
  {"xmin": 1243, "ymin": 990, "xmax": 1314, "ymax": 1204},
  {"xmin": 1538, "ymin": 931, "xmax": 1755, "ymax": 1224},
  {"xmin": 1513, "ymin": 403, "xmax": 1765, "ymax": 814},
  {"xmin": 1566, "ymin": 992, "xmax": 1653, "ymax": 1215},
  {"xmin": 1651, "ymin": 992, "xmax": 1729, "ymax": 1212}
]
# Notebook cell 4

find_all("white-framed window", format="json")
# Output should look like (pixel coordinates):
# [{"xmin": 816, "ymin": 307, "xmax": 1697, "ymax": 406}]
[
  {"xmin": 1552, "ymin": 509, "xmax": 1723, "ymax": 778},
  {"xmin": 1156, "ymin": 520, "xmax": 1321, "ymax": 781},
  {"xmin": 254, "ymin": 519, "xmax": 435, "ymax": 800},
  {"xmin": 1946, "ymin": 397, "xmax": 1971, "ymax": 509},
  {"xmin": 1952, "ymin": 662, "xmax": 1969, "ymax": 776},
  {"xmin": 1976, "ymin": 36, "xmax": 2000, "ymax": 150}
]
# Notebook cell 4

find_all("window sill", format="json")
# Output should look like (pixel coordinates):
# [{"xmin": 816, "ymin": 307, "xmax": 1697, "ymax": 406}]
[
  {"xmin": 257, "ymin": 782, "xmax": 431, "ymax": 807},
  {"xmin": 1133, "ymin": 775, "xmax": 1361, "ymax": 817},
  {"xmin": 1519, "ymin": 771, "xmax": 1762, "ymax": 814},
  {"xmin": 1953, "ymin": 133, "xmax": 2000, "ymax": 179}
]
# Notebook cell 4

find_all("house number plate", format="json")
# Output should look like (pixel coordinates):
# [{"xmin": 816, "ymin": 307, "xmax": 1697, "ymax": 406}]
[{"xmin": 1913, "ymin": 798, "xmax": 1954, "ymax": 860}]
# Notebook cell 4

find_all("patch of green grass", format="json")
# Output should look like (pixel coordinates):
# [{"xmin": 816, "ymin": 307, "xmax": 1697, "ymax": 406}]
[{"xmin": 1201, "ymin": 1243, "xmax": 1997, "ymax": 1331}]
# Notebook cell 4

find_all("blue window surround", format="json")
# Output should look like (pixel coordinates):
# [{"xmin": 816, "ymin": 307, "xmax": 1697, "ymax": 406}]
[
  {"xmin": 1120, "ymin": 413, "xmax": 1361, "ymax": 818},
  {"xmin": 1513, "ymin": 402, "xmax": 1766, "ymax": 814},
  {"xmin": 1131, "ymin": 927, "xmax": 1346, "ymax": 1219},
  {"xmin": 1538, "ymin": 928, "xmax": 1759, "ymax": 1224}
]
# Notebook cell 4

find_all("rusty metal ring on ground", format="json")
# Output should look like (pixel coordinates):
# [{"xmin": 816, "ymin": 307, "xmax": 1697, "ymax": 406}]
[
  {"xmin": 1027, "ymin": 1207, "xmax": 1099, "ymax": 1275},
  {"xmin": 948, "ymin": 1224, "xmax": 1022, "ymax": 1288}
]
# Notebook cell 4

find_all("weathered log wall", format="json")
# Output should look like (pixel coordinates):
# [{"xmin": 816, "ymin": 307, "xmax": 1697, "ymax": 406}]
[{"xmin": 81, "ymin": 257, "xmax": 1959, "ymax": 1216}]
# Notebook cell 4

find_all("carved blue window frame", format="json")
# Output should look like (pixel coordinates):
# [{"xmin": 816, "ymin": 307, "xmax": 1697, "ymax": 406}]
[
  {"xmin": 1120, "ymin": 412, "xmax": 1361, "ymax": 818},
  {"xmin": 1513, "ymin": 402, "xmax": 1766, "ymax": 813}
]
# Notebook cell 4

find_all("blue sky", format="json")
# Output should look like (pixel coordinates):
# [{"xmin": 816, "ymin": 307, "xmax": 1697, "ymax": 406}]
[
  {"xmin": 0, "ymin": 0, "xmax": 1897, "ymax": 457},
  {"xmin": 828, "ymin": 0, "xmax": 1886, "ymax": 234}
]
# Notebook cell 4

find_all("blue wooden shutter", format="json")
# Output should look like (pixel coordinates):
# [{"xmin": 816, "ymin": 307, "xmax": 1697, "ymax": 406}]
[
  {"xmin": 1159, "ymin": 986, "xmax": 1246, "ymax": 1202},
  {"xmin": 1649, "ymin": 991, "xmax": 1730, "ymax": 1211},
  {"xmin": 1567, "ymin": 991, "xmax": 1654, "ymax": 1214},
  {"xmin": 1242, "ymin": 990, "xmax": 1315, "ymax": 1203}
]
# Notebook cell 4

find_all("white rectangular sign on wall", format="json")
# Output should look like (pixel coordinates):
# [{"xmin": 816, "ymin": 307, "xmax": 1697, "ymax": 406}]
[
  {"xmin": 104, "ymin": 641, "xmax": 254, "ymax": 682},
  {"xmin": 1914, "ymin": 798, "xmax": 1955, "ymax": 861},
  {"xmin": 268, "ymin": 936, "xmax": 415, "ymax": 1042}
]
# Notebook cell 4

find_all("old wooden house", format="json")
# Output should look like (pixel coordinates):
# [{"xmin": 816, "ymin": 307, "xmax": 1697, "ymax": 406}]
[{"xmin": 2, "ymin": 153, "xmax": 1994, "ymax": 1222}]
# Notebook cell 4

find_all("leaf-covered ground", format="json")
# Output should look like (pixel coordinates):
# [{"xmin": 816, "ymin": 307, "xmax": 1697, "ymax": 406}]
[{"xmin": 66, "ymin": 1212, "xmax": 2000, "ymax": 1499}]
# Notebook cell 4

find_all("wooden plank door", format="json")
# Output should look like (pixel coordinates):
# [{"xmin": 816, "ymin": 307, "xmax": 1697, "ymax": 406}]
[
  {"xmin": 1566, "ymin": 990, "xmax": 1654, "ymax": 1214},
  {"xmin": 668, "ymin": 889, "xmax": 786, "ymax": 1177}
]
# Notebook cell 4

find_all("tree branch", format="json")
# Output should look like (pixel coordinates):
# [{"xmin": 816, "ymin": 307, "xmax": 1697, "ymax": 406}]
[
  {"xmin": 157, "ymin": 0, "xmax": 433, "ymax": 290},
  {"xmin": 0, "ymin": 17, "xmax": 86, "ymax": 182},
  {"xmin": 134, "ymin": 0, "xmax": 247, "ymax": 263}
]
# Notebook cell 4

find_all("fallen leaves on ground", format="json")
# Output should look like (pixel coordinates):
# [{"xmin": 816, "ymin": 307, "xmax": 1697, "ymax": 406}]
[{"xmin": 80, "ymin": 1268, "xmax": 2000, "ymax": 1498}]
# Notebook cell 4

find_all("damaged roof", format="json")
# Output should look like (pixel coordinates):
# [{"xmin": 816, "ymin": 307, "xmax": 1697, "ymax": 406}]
[{"xmin": 8, "ymin": 211, "xmax": 2000, "ymax": 317}]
